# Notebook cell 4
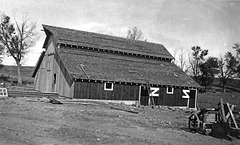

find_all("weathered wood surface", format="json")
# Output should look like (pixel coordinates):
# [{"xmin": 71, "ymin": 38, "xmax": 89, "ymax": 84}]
[{"xmin": 109, "ymin": 105, "xmax": 140, "ymax": 114}]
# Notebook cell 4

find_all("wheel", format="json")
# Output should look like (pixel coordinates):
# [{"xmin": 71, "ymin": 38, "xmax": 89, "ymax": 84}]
[
  {"xmin": 202, "ymin": 123, "xmax": 212, "ymax": 135},
  {"xmin": 189, "ymin": 114, "xmax": 200, "ymax": 133}
]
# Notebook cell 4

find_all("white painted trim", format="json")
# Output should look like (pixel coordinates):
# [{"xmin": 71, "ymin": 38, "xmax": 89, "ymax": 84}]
[
  {"xmin": 104, "ymin": 82, "xmax": 113, "ymax": 91},
  {"xmin": 166, "ymin": 87, "xmax": 174, "ymax": 94},
  {"xmin": 138, "ymin": 86, "xmax": 141, "ymax": 105}
]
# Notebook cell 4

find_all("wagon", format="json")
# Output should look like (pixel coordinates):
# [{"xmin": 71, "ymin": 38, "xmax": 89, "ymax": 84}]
[
  {"xmin": 188, "ymin": 108, "xmax": 219, "ymax": 134},
  {"xmin": 188, "ymin": 99, "xmax": 239, "ymax": 136}
]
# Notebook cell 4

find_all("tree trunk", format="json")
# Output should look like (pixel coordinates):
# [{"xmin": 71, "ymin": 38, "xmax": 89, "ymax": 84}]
[
  {"xmin": 222, "ymin": 82, "xmax": 225, "ymax": 93},
  {"xmin": 16, "ymin": 62, "xmax": 22, "ymax": 85}
]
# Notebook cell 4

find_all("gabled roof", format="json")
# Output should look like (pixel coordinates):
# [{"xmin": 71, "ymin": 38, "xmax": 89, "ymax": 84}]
[
  {"xmin": 56, "ymin": 46, "xmax": 200, "ymax": 87},
  {"xmin": 42, "ymin": 25, "xmax": 174, "ymax": 60},
  {"xmin": 40, "ymin": 24, "xmax": 199, "ymax": 88}
]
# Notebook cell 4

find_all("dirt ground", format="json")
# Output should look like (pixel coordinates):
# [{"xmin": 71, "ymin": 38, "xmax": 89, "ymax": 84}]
[{"xmin": 0, "ymin": 96, "xmax": 240, "ymax": 145}]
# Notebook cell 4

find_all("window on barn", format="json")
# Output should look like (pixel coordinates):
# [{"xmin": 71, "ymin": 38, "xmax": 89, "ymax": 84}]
[
  {"xmin": 104, "ymin": 82, "xmax": 113, "ymax": 91},
  {"xmin": 167, "ymin": 86, "xmax": 174, "ymax": 94}
]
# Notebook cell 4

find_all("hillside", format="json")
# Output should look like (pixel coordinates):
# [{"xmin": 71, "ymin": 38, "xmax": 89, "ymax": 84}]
[
  {"xmin": 0, "ymin": 65, "xmax": 35, "ymax": 78},
  {"xmin": 0, "ymin": 65, "xmax": 35, "ymax": 85},
  {"xmin": 213, "ymin": 78, "xmax": 240, "ymax": 90}
]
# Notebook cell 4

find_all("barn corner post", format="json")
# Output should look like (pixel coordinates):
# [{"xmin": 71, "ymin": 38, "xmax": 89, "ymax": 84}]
[
  {"xmin": 195, "ymin": 88, "xmax": 198, "ymax": 109},
  {"xmin": 138, "ymin": 85, "xmax": 141, "ymax": 106}
]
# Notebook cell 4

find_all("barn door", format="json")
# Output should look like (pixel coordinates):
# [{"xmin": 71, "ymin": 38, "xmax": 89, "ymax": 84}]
[
  {"xmin": 189, "ymin": 89, "xmax": 197, "ymax": 108},
  {"xmin": 51, "ymin": 73, "xmax": 57, "ymax": 92},
  {"xmin": 140, "ymin": 86, "xmax": 160, "ymax": 106},
  {"xmin": 140, "ymin": 86, "xmax": 148, "ymax": 106}
]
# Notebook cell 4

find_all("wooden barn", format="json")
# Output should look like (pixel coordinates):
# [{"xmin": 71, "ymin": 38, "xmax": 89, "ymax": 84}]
[{"xmin": 32, "ymin": 25, "xmax": 200, "ymax": 108}]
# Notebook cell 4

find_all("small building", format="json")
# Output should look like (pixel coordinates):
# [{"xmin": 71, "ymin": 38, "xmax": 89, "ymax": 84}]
[{"xmin": 32, "ymin": 25, "xmax": 200, "ymax": 108}]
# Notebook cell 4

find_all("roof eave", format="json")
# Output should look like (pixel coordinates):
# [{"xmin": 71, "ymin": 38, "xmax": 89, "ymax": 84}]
[
  {"xmin": 42, "ymin": 24, "xmax": 53, "ymax": 48},
  {"xmin": 32, "ymin": 51, "xmax": 45, "ymax": 77}
]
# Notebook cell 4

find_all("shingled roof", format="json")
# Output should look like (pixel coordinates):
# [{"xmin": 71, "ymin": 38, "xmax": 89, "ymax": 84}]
[
  {"xmin": 43, "ymin": 25, "xmax": 174, "ymax": 60},
  {"xmin": 55, "ymin": 46, "xmax": 199, "ymax": 87},
  {"xmin": 41, "ymin": 25, "xmax": 200, "ymax": 88}
]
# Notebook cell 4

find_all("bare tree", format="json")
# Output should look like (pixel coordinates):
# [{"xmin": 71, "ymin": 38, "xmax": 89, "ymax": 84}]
[
  {"xmin": 0, "ymin": 13, "xmax": 37, "ymax": 85},
  {"xmin": 127, "ymin": 27, "xmax": 145, "ymax": 41},
  {"xmin": 173, "ymin": 47, "xmax": 189, "ymax": 72}
]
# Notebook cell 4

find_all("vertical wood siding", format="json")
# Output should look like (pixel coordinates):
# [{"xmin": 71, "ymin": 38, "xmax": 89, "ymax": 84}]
[
  {"xmin": 74, "ymin": 81, "xmax": 139, "ymax": 100},
  {"xmin": 73, "ymin": 82, "xmax": 196, "ymax": 108},
  {"xmin": 140, "ymin": 87, "xmax": 191, "ymax": 107},
  {"xmin": 158, "ymin": 87, "xmax": 188, "ymax": 107},
  {"xmin": 34, "ymin": 37, "xmax": 74, "ymax": 98}
]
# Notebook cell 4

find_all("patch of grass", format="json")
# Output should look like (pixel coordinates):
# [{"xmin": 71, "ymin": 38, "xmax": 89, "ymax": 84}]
[{"xmin": 198, "ymin": 90, "xmax": 240, "ymax": 112}]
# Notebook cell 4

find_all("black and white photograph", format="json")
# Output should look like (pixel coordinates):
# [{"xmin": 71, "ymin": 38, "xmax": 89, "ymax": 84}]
[{"xmin": 0, "ymin": 0, "xmax": 240, "ymax": 144}]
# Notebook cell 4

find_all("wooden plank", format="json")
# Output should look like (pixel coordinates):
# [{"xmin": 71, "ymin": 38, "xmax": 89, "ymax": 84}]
[
  {"xmin": 134, "ymin": 85, "xmax": 139, "ymax": 100},
  {"xmin": 225, "ymin": 104, "xmax": 235, "ymax": 119},
  {"xmin": 226, "ymin": 103, "xmax": 239, "ymax": 129},
  {"xmin": 92, "ymin": 82, "xmax": 98, "ymax": 99},
  {"xmin": 110, "ymin": 105, "xmax": 139, "ymax": 114},
  {"xmin": 80, "ymin": 82, "xmax": 85, "ymax": 99},
  {"xmin": 220, "ymin": 99, "xmax": 226, "ymax": 122},
  {"xmin": 113, "ymin": 83, "xmax": 120, "ymax": 100},
  {"xmin": 138, "ymin": 86, "xmax": 141, "ymax": 105},
  {"xmin": 98, "ymin": 83, "xmax": 103, "ymax": 100},
  {"xmin": 125, "ymin": 85, "xmax": 131, "ymax": 100},
  {"xmin": 88, "ymin": 82, "xmax": 92, "ymax": 99}
]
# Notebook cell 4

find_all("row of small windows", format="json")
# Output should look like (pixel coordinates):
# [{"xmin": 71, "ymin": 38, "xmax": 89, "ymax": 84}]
[
  {"xmin": 104, "ymin": 82, "xmax": 174, "ymax": 94},
  {"xmin": 60, "ymin": 44, "xmax": 172, "ymax": 61}
]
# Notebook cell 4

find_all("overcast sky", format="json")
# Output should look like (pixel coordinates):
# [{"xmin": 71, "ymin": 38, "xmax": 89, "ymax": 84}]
[{"xmin": 1, "ymin": 0, "xmax": 240, "ymax": 66}]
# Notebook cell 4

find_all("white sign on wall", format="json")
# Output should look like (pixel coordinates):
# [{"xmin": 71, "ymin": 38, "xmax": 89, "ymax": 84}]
[
  {"xmin": 150, "ymin": 87, "xmax": 159, "ymax": 97},
  {"xmin": 182, "ymin": 89, "xmax": 190, "ymax": 98}
]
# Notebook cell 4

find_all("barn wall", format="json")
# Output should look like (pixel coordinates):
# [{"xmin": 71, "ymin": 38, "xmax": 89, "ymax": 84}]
[
  {"xmin": 74, "ymin": 81, "xmax": 139, "ymax": 100},
  {"xmin": 34, "ymin": 36, "xmax": 74, "ymax": 97},
  {"xmin": 52, "ymin": 56, "xmax": 74, "ymax": 98},
  {"xmin": 73, "ymin": 81, "xmax": 197, "ymax": 108},
  {"xmin": 34, "ymin": 42, "xmax": 54, "ymax": 92},
  {"xmin": 159, "ymin": 87, "xmax": 188, "ymax": 107},
  {"xmin": 34, "ymin": 36, "xmax": 54, "ymax": 92},
  {"xmin": 141, "ymin": 87, "xmax": 197, "ymax": 108}
]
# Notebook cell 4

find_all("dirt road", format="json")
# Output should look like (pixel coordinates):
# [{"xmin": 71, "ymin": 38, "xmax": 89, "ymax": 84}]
[{"xmin": 0, "ymin": 97, "xmax": 239, "ymax": 145}]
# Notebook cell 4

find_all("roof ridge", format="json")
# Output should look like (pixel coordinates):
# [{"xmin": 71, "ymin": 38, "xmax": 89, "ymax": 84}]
[
  {"xmin": 58, "ymin": 38, "xmax": 167, "ymax": 55},
  {"xmin": 42, "ymin": 24, "xmax": 174, "ymax": 59},
  {"xmin": 42, "ymin": 24, "xmax": 164, "ymax": 46}
]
